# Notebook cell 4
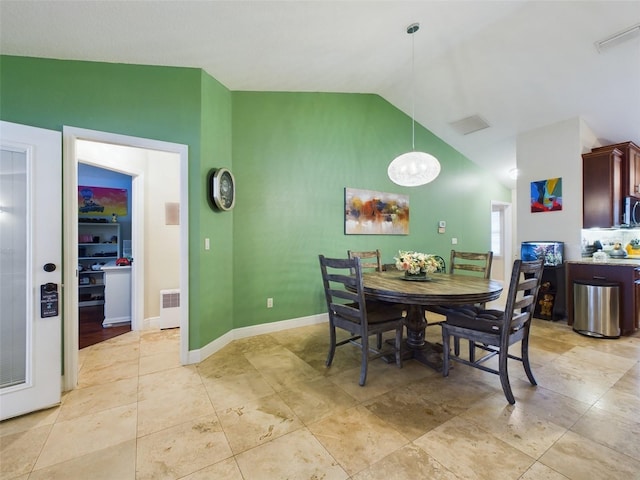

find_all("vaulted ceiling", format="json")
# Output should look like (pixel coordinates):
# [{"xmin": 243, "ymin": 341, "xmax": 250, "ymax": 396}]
[{"xmin": 2, "ymin": 1, "xmax": 639, "ymax": 188}]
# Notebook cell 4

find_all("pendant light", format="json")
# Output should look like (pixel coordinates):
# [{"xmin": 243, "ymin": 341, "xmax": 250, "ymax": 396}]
[{"xmin": 388, "ymin": 23, "xmax": 441, "ymax": 187}]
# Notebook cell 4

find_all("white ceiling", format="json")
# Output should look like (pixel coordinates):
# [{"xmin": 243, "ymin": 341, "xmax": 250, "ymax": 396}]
[{"xmin": 2, "ymin": 1, "xmax": 639, "ymax": 188}]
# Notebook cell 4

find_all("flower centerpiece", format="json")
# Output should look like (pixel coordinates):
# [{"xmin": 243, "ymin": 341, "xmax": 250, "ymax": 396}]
[{"xmin": 394, "ymin": 250, "xmax": 439, "ymax": 279}]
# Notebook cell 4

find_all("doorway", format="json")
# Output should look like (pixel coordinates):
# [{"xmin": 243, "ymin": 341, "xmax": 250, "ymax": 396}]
[
  {"xmin": 62, "ymin": 127, "xmax": 189, "ymax": 391},
  {"xmin": 77, "ymin": 163, "xmax": 133, "ymax": 348},
  {"xmin": 491, "ymin": 200, "xmax": 513, "ymax": 283}
]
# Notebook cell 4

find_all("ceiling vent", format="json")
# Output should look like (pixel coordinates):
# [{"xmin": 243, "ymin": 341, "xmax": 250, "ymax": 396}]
[{"xmin": 449, "ymin": 115, "xmax": 490, "ymax": 135}]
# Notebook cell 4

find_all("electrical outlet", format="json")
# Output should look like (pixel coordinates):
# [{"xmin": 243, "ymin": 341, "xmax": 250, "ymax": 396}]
[
  {"xmin": 451, "ymin": 237, "xmax": 458, "ymax": 245},
  {"xmin": 267, "ymin": 297, "xmax": 273, "ymax": 308}
]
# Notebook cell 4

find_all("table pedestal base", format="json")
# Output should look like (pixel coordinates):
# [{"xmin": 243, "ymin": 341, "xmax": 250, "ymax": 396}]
[{"xmin": 382, "ymin": 304, "xmax": 444, "ymax": 371}]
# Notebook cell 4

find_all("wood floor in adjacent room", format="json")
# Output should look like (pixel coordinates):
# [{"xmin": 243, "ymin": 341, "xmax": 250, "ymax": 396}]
[{"xmin": 78, "ymin": 305, "xmax": 131, "ymax": 349}]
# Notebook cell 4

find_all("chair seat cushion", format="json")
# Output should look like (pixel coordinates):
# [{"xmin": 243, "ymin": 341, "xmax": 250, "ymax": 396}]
[{"xmin": 445, "ymin": 308, "xmax": 505, "ymax": 333}]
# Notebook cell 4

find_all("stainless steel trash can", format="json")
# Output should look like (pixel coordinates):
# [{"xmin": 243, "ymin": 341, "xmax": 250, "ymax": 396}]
[{"xmin": 573, "ymin": 280, "xmax": 620, "ymax": 338}]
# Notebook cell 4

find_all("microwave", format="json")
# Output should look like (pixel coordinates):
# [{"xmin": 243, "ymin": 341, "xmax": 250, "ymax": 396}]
[{"xmin": 623, "ymin": 196, "xmax": 640, "ymax": 226}]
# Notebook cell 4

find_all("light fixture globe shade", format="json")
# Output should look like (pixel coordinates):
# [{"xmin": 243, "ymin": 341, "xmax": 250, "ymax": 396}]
[{"xmin": 387, "ymin": 151, "xmax": 441, "ymax": 187}]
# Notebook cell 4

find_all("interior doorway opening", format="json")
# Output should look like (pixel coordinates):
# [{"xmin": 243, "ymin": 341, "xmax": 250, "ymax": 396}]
[{"xmin": 63, "ymin": 127, "xmax": 189, "ymax": 391}]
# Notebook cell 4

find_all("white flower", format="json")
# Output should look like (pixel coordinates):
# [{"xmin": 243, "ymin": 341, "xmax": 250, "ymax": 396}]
[{"xmin": 394, "ymin": 250, "xmax": 439, "ymax": 274}]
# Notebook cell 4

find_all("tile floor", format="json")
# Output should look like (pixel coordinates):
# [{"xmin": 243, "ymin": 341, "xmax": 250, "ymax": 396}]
[{"xmin": 1, "ymin": 315, "xmax": 639, "ymax": 479}]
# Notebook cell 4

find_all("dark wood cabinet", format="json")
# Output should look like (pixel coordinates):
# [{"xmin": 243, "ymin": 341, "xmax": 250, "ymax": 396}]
[
  {"xmin": 566, "ymin": 262, "xmax": 638, "ymax": 336},
  {"xmin": 582, "ymin": 148, "xmax": 623, "ymax": 228},
  {"xmin": 592, "ymin": 141, "xmax": 640, "ymax": 198}
]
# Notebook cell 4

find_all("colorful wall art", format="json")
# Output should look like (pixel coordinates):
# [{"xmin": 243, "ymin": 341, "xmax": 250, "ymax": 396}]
[
  {"xmin": 345, "ymin": 188, "xmax": 409, "ymax": 235},
  {"xmin": 530, "ymin": 177, "xmax": 562, "ymax": 213},
  {"xmin": 78, "ymin": 186, "xmax": 128, "ymax": 218}
]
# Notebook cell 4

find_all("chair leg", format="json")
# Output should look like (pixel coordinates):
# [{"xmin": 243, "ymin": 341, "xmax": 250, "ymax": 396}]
[
  {"xmin": 394, "ymin": 327, "xmax": 403, "ymax": 368},
  {"xmin": 359, "ymin": 332, "xmax": 369, "ymax": 386},
  {"xmin": 326, "ymin": 323, "xmax": 336, "ymax": 367},
  {"xmin": 522, "ymin": 330, "xmax": 537, "ymax": 386},
  {"xmin": 468, "ymin": 340, "xmax": 476, "ymax": 363},
  {"xmin": 498, "ymin": 350, "xmax": 515, "ymax": 405},
  {"xmin": 454, "ymin": 337, "xmax": 460, "ymax": 356},
  {"xmin": 442, "ymin": 329, "xmax": 450, "ymax": 377},
  {"xmin": 376, "ymin": 332, "xmax": 383, "ymax": 350}
]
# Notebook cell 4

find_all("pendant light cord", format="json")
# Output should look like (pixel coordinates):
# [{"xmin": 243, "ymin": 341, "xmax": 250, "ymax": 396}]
[{"xmin": 409, "ymin": 24, "xmax": 418, "ymax": 151}]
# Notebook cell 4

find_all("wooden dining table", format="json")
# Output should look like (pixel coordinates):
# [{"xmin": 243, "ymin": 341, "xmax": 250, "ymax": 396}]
[{"xmin": 361, "ymin": 270, "xmax": 504, "ymax": 370}]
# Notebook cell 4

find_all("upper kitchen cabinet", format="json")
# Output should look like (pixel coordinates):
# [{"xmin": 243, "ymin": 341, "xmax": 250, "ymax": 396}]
[
  {"xmin": 592, "ymin": 142, "xmax": 640, "ymax": 198},
  {"xmin": 583, "ymin": 147, "xmax": 623, "ymax": 228}
]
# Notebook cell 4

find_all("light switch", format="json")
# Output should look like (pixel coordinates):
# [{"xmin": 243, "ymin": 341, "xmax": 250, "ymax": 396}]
[{"xmin": 205, "ymin": 238, "xmax": 210, "ymax": 250}]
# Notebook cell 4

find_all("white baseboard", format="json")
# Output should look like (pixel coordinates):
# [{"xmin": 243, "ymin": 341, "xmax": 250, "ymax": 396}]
[
  {"xmin": 144, "ymin": 316, "xmax": 161, "ymax": 330},
  {"xmin": 185, "ymin": 313, "xmax": 328, "ymax": 365}
]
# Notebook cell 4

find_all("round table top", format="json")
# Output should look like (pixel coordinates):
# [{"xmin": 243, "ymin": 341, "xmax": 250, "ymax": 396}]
[{"xmin": 361, "ymin": 270, "xmax": 503, "ymax": 306}]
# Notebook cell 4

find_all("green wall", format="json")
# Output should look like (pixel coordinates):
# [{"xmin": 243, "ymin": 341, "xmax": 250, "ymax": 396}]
[
  {"xmin": 232, "ymin": 92, "xmax": 510, "ymax": 326},
  {"xmin": 1, "ymin": 55, "xmax": 510, "ymax": 352}
]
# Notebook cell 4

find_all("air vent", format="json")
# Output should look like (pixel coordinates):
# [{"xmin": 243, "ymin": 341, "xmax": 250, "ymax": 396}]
[{"xmin": 449, "ymin": 115, "xmax": 490, "ymax": 135}]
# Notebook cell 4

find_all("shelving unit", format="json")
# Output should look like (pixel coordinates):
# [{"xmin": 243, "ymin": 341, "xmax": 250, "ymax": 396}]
[{"xmin": 78, "ymin": 222, "xmax": 120, "ymax": 309}]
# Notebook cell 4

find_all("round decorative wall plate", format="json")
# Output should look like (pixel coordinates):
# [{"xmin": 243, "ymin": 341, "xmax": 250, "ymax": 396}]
[{"xmin": 211, "ymin": 168, "xmax": 235, "ymax": 211}]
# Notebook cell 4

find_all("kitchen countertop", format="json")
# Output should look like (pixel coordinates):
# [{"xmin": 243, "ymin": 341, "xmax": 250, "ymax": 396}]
[{"xmin": 569, "ymin": 257, "xmax": 640, "ymax": 266}]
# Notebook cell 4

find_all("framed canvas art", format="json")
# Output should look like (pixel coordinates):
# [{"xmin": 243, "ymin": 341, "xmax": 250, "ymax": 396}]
[
  {"xmin": 531, "ymin": 178, "xmax": 562, "ymax": 213},
  {"xmin": 345, "ymin": 188, "xmax": 409, "ymax": 235}
]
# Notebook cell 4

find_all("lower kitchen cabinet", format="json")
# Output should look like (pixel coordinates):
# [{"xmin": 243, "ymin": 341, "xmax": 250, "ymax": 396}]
[{"xmin": 566, "ymin": 262, "xmax": 638, "ymax": 336}]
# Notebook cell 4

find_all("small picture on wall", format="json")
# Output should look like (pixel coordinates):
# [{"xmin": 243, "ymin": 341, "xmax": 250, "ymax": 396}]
[
  {"xmin": 78, "ymin": 186, "xmax": 128, "ymax": 218},
  {"xmin": 531, "ymin": 177, "xmax": 562, "ymax": 213},
  {"xmin": 345, "ymin": 187, "xmax": 409, "ymax": 235}
]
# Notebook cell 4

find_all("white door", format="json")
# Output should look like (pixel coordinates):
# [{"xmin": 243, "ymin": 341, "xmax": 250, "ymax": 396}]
[{"xmin": 0, "ymin": 121, "xmax": 62, "ymax": 420}]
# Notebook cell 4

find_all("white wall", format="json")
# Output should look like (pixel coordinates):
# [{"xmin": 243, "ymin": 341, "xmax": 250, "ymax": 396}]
[{"xmin": 516, "ymin": 117, "xmax": 600, "ymax": 261}]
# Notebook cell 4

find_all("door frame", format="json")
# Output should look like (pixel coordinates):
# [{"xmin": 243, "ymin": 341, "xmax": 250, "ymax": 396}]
[
  {"xmin": 62, "ymin": 127, "xmax": 189, "ymax": 391},
  {"xmin": 491, "ymin": 200, "xmax": 513, "ymax": 283}
]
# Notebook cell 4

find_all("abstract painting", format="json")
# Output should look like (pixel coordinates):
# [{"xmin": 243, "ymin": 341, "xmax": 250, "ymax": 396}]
[
  {"xmin": 531, "ymin": 178, "xmax": 562, "ymax": 213},
  {"xmin": 345, "ymin": 188, "xmax": 409, "ymax": 235},
  {"xmin": 78, "ymin": 186, "xmax": 128, "ymax": 218}
]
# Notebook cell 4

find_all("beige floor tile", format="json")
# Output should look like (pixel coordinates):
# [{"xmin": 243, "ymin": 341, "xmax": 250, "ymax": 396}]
[
  {"xmin": 180, "ymin": 457, "xmax": 243, "ymax": 480},
  {"xmin": 0, "ymin": 424, "xmax": 51, "ymax": 478},
  {"xmin": 245, "ymin": 347, "xmax": 324, "ymax": 391},
  {"xmin": 197, "ymin": 349, "xmax": 260, "ymax": 379},
  {"xmin": 570, "ymin": 406, "xmax": 640, "ymax": 460},
  {"xmin": 309, "ymin": 404, "xmax": 408, "ymax": 475},
  {"xmin": 29, "ymin": 439, "xmax": 136, "ymax": 480},
  {"xmin": 34, "ymin": 403, "xmax": 137, "ymax": 470},
  {"xmin": 136, "ymin": 415, "xmax": 232, "ymax": 480},
  {"xmin": 137, "ymin": 383, "xmax": 215, "ymax": 437},
  {"xmin": 201, "ymin": 370, "xmax": 276, "ymax": 411},
  {"xmin": 539, "ymin": 430, "xmax": 640, "ymax": 480},
  {"xmin": 508, "ymin": 382, "xmax": 591, "ymax": 429},
  {"xmin": 593, "ymin": 384, "xmax": 640, "ymax": 423},
  {"xmin": 519, "ymin": 461, "xmax": 571, "ymax": 480},
  {"xmin": 461, "ymin": 393, "xmax": 567, "ymax": 458},
  {"xmin": 363, "ymin": 383, "xmax": 458, "ymax": 441},
  {"xmin": 137, "ymin": 365, "xmax": 202, "ymax": 401},
  {"xmin": 139, "ymin": 328, "xmax": 180, "ymax": 357},
  {"xmin": 0, "ymin": 406, "xmax": 59, "ymax": 438},
  {"xmin": 216, "ymin": 392, "xmax": 303, "ymax": 454},
  {"xmin": 328, "ymin": 358, "xmax": 432, "ymax": 403},
  {"xmin": 57, "ymin": 376, "xmax": 138, "ymax": 422},
  {"xmin": 351, "ymin": 443, "xmax": 458, "ymax": 480},
  {"xmin": 278, "ymin": 376, "xmax": 358, "ymax": 425},
  {"xmin": 235, "ymin": 427, "xmax": 348, "ymax": 479},
  {"xmin": 138, "ymin": 349, "xmax": 181, "ymax": 375},
  {"xmin": 77, "ymin": 355, "xmax": 139, "ymax": 388},
  {"xmin": 413, "ymin": 416, "xmax": 535, "ymax": 479}
]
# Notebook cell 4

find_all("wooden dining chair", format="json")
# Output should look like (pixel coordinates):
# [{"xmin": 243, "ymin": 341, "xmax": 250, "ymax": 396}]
[
  {"xmin": 319, "ymin": 255, "xmax": 404, "ymax": 386},
  {"xmin": 347, "ymin": 249, "xmax": 383, "ymax": 272},
  {"xmin": 450, "ymin": 250, "xmax": 494, "ymax": 279},
  {"xmin": 441, "ymin": 258, "xmax": 544, "ymax": 404}
]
